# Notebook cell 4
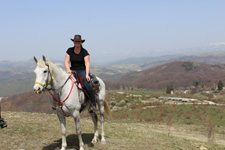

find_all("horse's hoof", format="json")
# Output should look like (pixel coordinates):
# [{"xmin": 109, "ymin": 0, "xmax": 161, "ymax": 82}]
[
  {"xmin": 80, "ymin": 147, "xmax": 84, "ymax": 150},
  {"xmin": 101, "ymin": 140, "xmax": 106, "ymax": 144},
  {"xmin": 91, "ymin": 139, "xmax": 98, "ymax": 144}
]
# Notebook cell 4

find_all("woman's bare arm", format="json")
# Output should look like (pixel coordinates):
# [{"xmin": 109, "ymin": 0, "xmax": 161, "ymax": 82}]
[
  {"xmin": 84, "ymin": 55, "xmax": 90, "ymax": 82},
  {"xmin": 65, "ymin": 53, "xmax": 72, "ymax": 73}
]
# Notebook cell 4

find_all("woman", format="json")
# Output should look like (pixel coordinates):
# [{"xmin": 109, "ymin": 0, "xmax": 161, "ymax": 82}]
[{"xmin": 65, "ymin": 34, "xmax": 96, "ymax": 111}]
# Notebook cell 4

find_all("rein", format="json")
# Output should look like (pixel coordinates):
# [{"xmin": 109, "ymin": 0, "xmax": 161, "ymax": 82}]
[
  {"xmin": 49, "ymin": 76, "xmax": 74, "ymax": 117},
  {"xmin": 47, "ymin": 74, "xmax": 72, "ymax": 91}
]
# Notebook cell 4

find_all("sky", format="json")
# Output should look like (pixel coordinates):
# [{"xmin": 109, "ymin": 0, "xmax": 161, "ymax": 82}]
[{"xmin": 1, "ymin": 0, "xmax": 225, "ymax": 64}]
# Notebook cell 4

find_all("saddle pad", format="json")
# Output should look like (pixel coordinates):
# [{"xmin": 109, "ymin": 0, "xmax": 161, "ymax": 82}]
[{"xmin": 70, "ymin": 74, "xmax": 83, "ymax": 89}]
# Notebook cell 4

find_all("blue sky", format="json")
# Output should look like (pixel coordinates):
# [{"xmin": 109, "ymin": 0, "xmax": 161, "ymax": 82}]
[{"xmin": 1, "ymin": 0, "xmax": 225, "ymax": 63}]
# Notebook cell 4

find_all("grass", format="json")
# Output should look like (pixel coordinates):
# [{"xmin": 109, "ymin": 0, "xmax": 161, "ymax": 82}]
[
  {"xmin": 106, "ymin": 90, "xmax": 165, "ymax": 105},
  {"xmin": 1, "ymin": 89, "xmax": 225, "ymax": 149},
  {"xmin": 110, "ymin": 104, "xmax": 225, "ymax": 144},
  {"xmin": 1, "ymin": 111, "xmax": 225, "ymax": 150},
  {"xmin": 111, "ymin": 105, "xmax": 225, "ymax": 126},
  {"xmin": 124, "ymin": 89, "xmax": 165, "ymax": 95},
  {"xmin": 107, "ymin": 89, "xmax": 225, "ymax": 147}
]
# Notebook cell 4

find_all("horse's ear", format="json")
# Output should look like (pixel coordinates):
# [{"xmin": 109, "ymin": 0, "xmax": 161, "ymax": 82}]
[
  {"xmin": 43, "ymin": 55, "xmax": 49, "ymax": 66},
  {"xmin": 43, "ymin": 55, "xmax": 47, "ymax": 62},
  {"xmin": 34, "ymin": 56, "xmax": 38, "ymax": 64}
]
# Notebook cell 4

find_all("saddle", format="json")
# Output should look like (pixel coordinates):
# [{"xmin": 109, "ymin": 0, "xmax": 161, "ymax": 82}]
[
  {"xmin": 71, "ymin": 72, "xmax": 100, "ymax": 94},
  {"xmin": 71, "ymin": 72, "xmax": 100, "ymax": 113},
  {"xmin": 71, "ymin": 71, "xmax": 85, "ymax": 90}
]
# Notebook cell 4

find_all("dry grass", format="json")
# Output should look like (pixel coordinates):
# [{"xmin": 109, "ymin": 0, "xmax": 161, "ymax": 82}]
[{"xmin": 1, "ymin": 111, "xmax": 225, "ymax": 150}]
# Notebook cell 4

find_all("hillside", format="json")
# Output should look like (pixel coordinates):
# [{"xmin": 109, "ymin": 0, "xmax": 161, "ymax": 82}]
[
  {"xmin": 1, "ymin": 91, "xmax": 53, "ymax": 114},
  {"xmin": 105, "ymin": 51, "xmax": 225, "ymax": 69},
  {"xmin": 1, "ymin": 110, "xmax": 225, "ymax": 149},
  {"xmin": 1, "ymin": 89, "xmax": 225, "ymax": 149},
  {"xmin": 177, "ymin": 55, "xmax": 225, "ymax": 64},
  {"xmin": 3, "ymin": 52, "xmax": 225, "ymax": 96},
  {"xmin": 2, "ymin": 61, "xmax": 225, "ymax": 95},
  {"xmin": 120, "ymin": 61, "xmax": 225, "ymax": 89},
  {"xmin": 0, "ymin": 60, "xmax": 138, "ymax": 96}
]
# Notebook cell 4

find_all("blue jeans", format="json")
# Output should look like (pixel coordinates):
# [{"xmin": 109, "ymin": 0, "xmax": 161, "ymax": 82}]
[{"xmin": 73, "ymin": 70, "xmax": 96, "ymax": 107}]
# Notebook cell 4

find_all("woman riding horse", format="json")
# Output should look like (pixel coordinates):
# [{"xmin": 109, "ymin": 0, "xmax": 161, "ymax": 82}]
[
  {"xmin": 33, "ymin": 56, "xmax": 109, "ymax": 150},
  {"xmin": 65, "ymin": 34, "xmax": 97, "ymax": 112}
]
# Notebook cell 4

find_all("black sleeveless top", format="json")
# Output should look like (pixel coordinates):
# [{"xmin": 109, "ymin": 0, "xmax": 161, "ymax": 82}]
[{"xmin": 66, "ymin": 46, "xmax": 89, "ymax": 70}]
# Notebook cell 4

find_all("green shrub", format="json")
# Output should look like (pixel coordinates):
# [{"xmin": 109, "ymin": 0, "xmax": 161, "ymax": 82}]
[{"xmin": 182, "ymin": 62, "xmax": 197, "ymax": 71}]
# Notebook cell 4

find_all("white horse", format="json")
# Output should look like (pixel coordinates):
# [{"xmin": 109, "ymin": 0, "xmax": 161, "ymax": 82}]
[{"xmin": 33, "ymin": 56, "xmax": 110, "ymax": 150}]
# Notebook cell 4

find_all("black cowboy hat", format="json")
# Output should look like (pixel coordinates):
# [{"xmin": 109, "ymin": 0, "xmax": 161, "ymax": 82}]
[{"xmin": 70, "ymin": 35, "xmax": 85, "ymax": 43}]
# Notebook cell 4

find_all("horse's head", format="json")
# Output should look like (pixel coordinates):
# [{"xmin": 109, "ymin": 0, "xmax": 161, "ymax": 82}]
[{"xmin": 33, "ymin": 56, "xmax": 54, "ymax": 94}]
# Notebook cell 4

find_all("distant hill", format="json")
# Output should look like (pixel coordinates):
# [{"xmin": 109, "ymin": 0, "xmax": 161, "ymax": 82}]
[
  {"xmin": 2, "ymin": 61, "xmax": 225, "ymax": 113},
  {"xmin": 177, "ymin": 54, "xmax": 225, "ymax": 64},
  {"xmin": 1, "ymin": 91, "xmax": 53, "ymax": 114},
  {"xmin": 119, "ymin": 61, "xmax": 225, "ymax": 89},
  {"xmin": 0, "ymin": 60, "xmax": 140, "ymax": 96},
  {"xmin": 2, "ymin": 52, "xmax": 225, "ymax": 96},
  {"xmin": 105, "ymin": 55, "xmax": 181, "ymax": 65},
  {"xmin": 0, "ymin": 68, "xmax": 35, "ymax": 96},
  {"xmin": 0, "ymin": 59, "xmax": 64, "ymax": 71},
  {"xmin": 0, "ymin": 79, "xmax": 34, "ymax": 97},
  {"xmin": 0, "ymin": 60, "xmax": 35, "ymax": 71},
  {"xmin": 105, "ymin": 51, "xmax": 225, "ymax": 70},
  {"xmin": 0, "ymin": 59, "xmax": 64, "ymax": 96}
]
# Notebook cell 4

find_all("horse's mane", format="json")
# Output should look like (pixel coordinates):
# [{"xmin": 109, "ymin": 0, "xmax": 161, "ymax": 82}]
[{"xmin": 37, "ymin": 59, "xmax": 67, "ymax": 75}]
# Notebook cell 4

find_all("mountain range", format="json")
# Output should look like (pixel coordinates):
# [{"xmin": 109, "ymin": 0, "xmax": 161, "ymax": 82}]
[
  {"xmin": 119, "ymin": 61, "xmax": 225, "ymax": 89},
  {"xmin": 2, "ymin": 61, "xmax": 225, "ymax": 113},
  {"xmin": 1, "ymin": 52, "xmax": 225, "ymax": 96}
]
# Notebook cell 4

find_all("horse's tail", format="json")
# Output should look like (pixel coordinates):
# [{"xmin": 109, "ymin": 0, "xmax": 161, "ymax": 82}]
[{"xmin": 104, "ymin": 101, "xmax": 111, "ymax": 116}]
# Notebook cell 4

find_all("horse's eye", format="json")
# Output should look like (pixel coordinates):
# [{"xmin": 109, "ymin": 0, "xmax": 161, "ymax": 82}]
[{"xmin": 43, "ymin": 70, "xmax": 48, "ymax": 73}]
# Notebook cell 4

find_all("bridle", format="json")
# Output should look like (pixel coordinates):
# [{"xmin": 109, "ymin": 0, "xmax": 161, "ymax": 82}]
[{"xmin": 35, "ymin": 62, "xmax": 54, "ymax": 92}]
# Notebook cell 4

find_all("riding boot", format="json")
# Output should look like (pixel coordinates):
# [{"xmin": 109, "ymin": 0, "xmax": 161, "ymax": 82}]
[
  {"xmin": 87, "ymin": 90, "xmax": 97, "ymax": 113},
  {"xmin": 0, "ymin": 118, "xmax": 7, "ymax": 128},
  {"xmin": 89, "ymin": 90, "xmax": 96, "ymax": 107}
]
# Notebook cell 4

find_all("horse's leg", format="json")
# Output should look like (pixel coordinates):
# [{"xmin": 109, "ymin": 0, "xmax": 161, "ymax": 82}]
[
  {"xmin": 57, "ymin": 112, "xmax": 67, "ymax": 150},
  {"xmin": 99, "ymin": 101, "xmax": 106, "ymax": 144},
  {"xmin": 74, "ymin": 112, "xmax": 84, "ymax": 150},
  {"xmin": 90, "ymin": 112, "xmax": 98, "ymax": 144}
]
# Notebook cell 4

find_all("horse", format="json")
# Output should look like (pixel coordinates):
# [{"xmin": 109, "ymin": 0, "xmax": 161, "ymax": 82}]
[{"xmin": 33, "ymin": 56, "xmax": 110, "ymax": 150}]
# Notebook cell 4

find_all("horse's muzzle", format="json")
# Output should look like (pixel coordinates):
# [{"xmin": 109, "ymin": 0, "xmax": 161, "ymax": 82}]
[{"xmin": 33, "ymin": 85, "xmax": 43, "ymax": 94}]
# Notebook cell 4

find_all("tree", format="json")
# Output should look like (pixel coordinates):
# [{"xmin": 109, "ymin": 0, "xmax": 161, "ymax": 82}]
[
  {"xmin": 218, "ymin": 80, "xmax": 224, "ymax": 91},
  {"xmin": 194, "ymin": 81, "xmax": 199, "ymax": 87},
  {"xmin": 166, "ymin": 85, "xmax": 174, "ymax": 94}
]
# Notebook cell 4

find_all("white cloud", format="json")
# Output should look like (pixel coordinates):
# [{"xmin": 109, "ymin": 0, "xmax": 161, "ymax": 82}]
[{"xmin": 210, "ymin": 42, "xmax": 225, "ymax": 46}]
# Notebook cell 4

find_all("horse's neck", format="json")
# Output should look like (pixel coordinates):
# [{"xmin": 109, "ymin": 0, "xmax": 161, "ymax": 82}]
[
  {"xmin": 50, "ymin": 63, "xmax": 80, "ymax": 103},
  {"xmin": 51, "ymin": 64, "xmax": 68, "ymax": 89}
]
